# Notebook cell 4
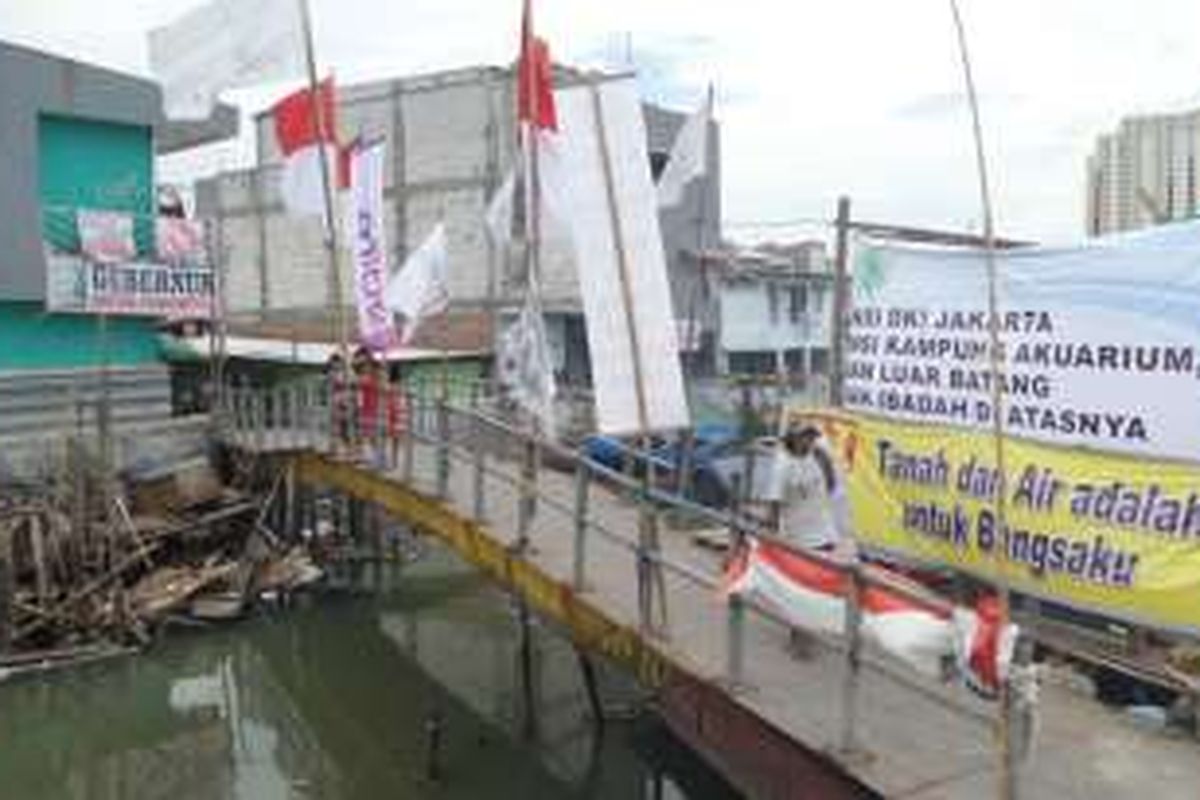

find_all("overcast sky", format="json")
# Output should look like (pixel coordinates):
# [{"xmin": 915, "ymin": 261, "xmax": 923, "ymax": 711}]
[{"xmin": 4, "ymin": 0, "xmax": 1200, "ymax": 243}]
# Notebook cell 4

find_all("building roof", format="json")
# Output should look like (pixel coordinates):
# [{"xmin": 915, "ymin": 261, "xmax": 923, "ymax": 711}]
[
  {"xmin": 0, "ymin": 38, "xmax": 238, "ymax": 154},
  {"xmin": 221, "ymin": 308, "xmax": 494, "ymax": 356}
]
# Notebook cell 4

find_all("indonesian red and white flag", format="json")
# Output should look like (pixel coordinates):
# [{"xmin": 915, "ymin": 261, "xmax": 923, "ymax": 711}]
[
  {"xmin": 78, "ymin": 209, "xmax": 136, "ymax": 264},
  {"xmin": 723, "ymin": 538, "xmax": 1017, "ymax": 695},
  {"xmin": 273, "ymin": 79, "xmax": 341, "ymax": 219},
  {"xmin": 518, "ymin": 0, "xmax": 557, "ymax": 136}
]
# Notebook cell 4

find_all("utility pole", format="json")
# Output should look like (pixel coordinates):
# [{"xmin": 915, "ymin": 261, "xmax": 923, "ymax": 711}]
[
  {"xmin": 948, "ymin": 2, "xmax": 1016, "ymax": 797},
  {"xmin": 830, "ymin": 196, "xmax": 851, "ymax": 407},
  {"xmin": 297, "ymin": 0, "xmax": 351, "ymax": 373}
]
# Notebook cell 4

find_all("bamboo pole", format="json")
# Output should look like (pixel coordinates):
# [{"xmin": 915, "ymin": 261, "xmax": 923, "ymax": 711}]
[
  {"xmin": 948, "ymin": 2, "xmax": 1016, "ymax": 797},
  {"xmin": 297, "ymin": 0, "xmax": 351, "ymax": 379}
]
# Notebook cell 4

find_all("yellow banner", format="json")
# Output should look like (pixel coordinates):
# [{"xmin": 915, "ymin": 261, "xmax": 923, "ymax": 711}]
[{"xmin": 789, "ymin": 409, "xmax": 1200, "ymax": 632}]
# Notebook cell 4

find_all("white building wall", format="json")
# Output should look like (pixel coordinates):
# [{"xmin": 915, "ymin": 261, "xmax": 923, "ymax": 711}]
[
  {"xmin": 719, "ymin": 280, "xmax": 831, "ymax": 353},
  {"xmin": 197, "ymin": 64, "xmax": 718, "ymax": 377}
]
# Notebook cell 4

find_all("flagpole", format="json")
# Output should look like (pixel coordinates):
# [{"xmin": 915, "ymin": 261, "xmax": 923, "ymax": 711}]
[
  {"xmin": 677, "ymin": 84, "xmax": 714, "ymax": 497},
  {"xmin": 948, "ymin": 2, "xmax": 1015, "ymax": 797},
  {"xmin": 297, "ymin": 0, "xmax": 351, "ymax": 373},
  {"xmin": 517, "ymin": 0, "xmax": 544, "ymax": 548}
]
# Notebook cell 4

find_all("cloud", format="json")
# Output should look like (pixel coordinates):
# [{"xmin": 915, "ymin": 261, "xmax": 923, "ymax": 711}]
[{"xmin": 8, "ymin": 0, "xmax": 1200, "ymax": 243}]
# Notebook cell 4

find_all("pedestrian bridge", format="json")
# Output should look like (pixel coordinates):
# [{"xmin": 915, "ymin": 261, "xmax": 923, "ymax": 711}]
[{"xmin": 217, "ymin": 380, "xmax": 1200, "ymax": 800}]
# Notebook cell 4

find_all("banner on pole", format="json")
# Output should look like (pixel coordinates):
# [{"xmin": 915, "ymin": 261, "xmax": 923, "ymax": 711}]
[
  {"xmin": 348, "ymin": 140, "xmax": 395, "ymax": 351},
  {"xmin": 799, "ymin": 221, "xmax": 1200, "ymax": 632},
  {"xmin": 551, "ymin": 78, "xmax": 690, "ymax": 434},
  {"xmin": 45, "ymin": 253, "xmax": 215, "ymax": 319}
]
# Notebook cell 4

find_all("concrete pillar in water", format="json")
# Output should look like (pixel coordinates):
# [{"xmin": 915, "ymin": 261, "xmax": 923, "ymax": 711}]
[{"xmin": 0, "ymin": 522, "xmax": 13, "ymax": 653}]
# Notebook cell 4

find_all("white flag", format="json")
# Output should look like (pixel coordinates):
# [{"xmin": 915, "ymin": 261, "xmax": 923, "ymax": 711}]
[
  {"xmin": 78, "ymin": 209, "xmax": 136, "ymax": 264},
  {"xmin": 656, "ymin": 91, "xmax": 712, "ymax": 208},
  {"xmin": 384, "ymin": 224, "xmax": 449, "ymax": 345},
  {"xmin": 149, "ymin": 0, "xmax": 306, "ymax": 120},
  {"xmin": 498, "ymin": 289, "xmax": 557, "ymax": 430},
  {"xmin": 485, "ymin": 168, "xmax": 517, "ymax": 247},
  {"xmin": 484, "ymin": 150, "xmax": 571, "ymax": 250}
]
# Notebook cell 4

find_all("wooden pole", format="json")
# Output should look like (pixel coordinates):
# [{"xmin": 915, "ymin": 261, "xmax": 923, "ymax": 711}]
[
  {"xmin": 830, "ymin": 196, "xmax": 851, "ymax": 407},
  {"xmin": 297, "ymin": 0, "xmax": 351, "ymax": 375},
  {"xmin": 677, "ymin": 84, "xmax": 714, "ymax": 499},
  {"xmin": 0, "ymin": 522, "xmax": 12, "ymax": 654},
  {"xmin": 948, "ymin": 2, "xmax": 1015, "ymax": 797}
]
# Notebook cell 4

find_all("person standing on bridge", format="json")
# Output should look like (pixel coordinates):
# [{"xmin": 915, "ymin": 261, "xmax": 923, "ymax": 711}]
[
  {"xmin": 767, "ymin": 424, "xmax": 843, "ymax": 553},
  {"xmin": 767, "ymin": 424, "xmax": 850, "ymax": 658}
]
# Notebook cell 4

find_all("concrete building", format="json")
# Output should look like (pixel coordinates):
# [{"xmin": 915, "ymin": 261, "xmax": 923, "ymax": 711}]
[
  {"xmin": 1086, "ymin": 110, "xmax": 1200, "ymax": 236},
  {"xmin": 708, "ymin": 241, "xmax": 833, "ymax": 386},
  {"xmin": 0, "ymin": 39, "xmax": 232, "ymax": 472},
  {"xmin": 195, "ymin": 65, "xmax": 719, "ymax": 381}
]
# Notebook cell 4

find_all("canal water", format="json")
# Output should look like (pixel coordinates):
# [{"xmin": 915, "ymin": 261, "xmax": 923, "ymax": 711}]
[{"xmin": 0, "ymin": 542, "xmax": 742, "ymax": 800}]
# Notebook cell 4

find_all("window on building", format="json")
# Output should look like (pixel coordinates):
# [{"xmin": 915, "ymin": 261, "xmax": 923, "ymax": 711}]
[
  {"xmin": 1189, "ymin": 155, "xmax": 1196, "ymax": 218},
  {"xmin": 649, "ymin": 151, "xmax": 670, "ymax": 182},
  {"xmin": 767, "ymin": 284, "xmax": 779, "ymax": 323},
  {"xmin": 788, "ymin": 286, "xmax": 807, "ymax": 323},
  {"xmin": 728, "ymin": 351, "xmax": 776, "ymax": 376}
]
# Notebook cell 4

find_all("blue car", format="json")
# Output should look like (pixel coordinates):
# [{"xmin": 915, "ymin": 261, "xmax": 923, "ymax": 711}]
[{"xmin": 583, "ymin": 423, "xmax": 742, "ymax": 506}]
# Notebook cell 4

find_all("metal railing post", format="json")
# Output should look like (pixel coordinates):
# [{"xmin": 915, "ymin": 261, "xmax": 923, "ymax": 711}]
[
  {"xmin": 839, "ymin": 563, "xmax": 864, "ymax": 757},
  {"xmin": 471, "ymin": 385, "xmax": 486, "ymax": 520},
  {"xmin": 436, "ymin": 393, "xmax": 450, "ymax": 498},
  {"xmin": 253, "ymin": 391, "xmax": 264, "ymax": 452},
  {"xmin": 516, "ymin": 418, "xmax": 536, "ymax": 551},
  {"xmin": 403, "ymin": 389, "xmax": 416, "ymax": 483},
  {"xmin": 572, "ymin": 454, "xmax": 590, "ymax": 590},
  {"xmin": 727, "ymin": 591, "xmax": 745, "ymax": 687}
]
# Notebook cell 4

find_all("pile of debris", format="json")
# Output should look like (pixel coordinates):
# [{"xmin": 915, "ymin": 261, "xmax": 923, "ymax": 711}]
[{"xmin": 0, "ymin": 458, "xmax": 321, "ymax": 679}]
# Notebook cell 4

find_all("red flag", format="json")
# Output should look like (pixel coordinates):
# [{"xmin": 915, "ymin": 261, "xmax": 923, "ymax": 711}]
[
  {"xmin": 517, "ymin": 0, "xmax": 556, "ymax": 131},
  {"xmin": 273, "ymin": 78, "xmax": 337, "ymax": 155}
]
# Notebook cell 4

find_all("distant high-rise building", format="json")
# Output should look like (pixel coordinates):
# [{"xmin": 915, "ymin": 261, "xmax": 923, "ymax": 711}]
[{"xmin": 1086, "ymin": 110, "xmax": 1200, "ymax": 236}]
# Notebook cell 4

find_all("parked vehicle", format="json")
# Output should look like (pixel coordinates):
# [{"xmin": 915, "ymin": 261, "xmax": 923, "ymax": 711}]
[{"xmin": 583, "ymin": 424, "xmax": 776, "ymax": 511}]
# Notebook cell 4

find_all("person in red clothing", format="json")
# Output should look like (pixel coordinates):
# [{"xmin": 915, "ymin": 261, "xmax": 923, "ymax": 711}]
[
  {"xmin": 354, "ymin": 347, "xmax": 381, "ymax": 462},
  {"xmin": 325, "ymin": 353, "xmax": 350, "ymax": 456},
  {"xmin": 383, "ymin": 363, "xmax": 407, "ymax": 469}
]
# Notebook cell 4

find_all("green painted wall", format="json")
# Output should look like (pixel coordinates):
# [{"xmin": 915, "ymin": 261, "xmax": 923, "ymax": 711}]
[
  {"xmin": 9, "ymin": 114, "xmax": 162, "ymax": 372},
  {"xmin": 403, "ymin": 360, "xmax": 485, "ymax": 403},
  {"xmin": 38, "ymin": 114, "xmax": 154, "ymax": 254},
  {"xmin": 0, "ymin": 302, "xmax": 161, "ymax": 371}
]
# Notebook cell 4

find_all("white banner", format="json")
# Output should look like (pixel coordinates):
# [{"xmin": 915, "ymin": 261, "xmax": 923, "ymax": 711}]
[
  {"xmin": 348, "ymin": 141, "xmax": 396, "ymax": 352},
  {"xmin": 45, "ymin": 253, "xmax": 215, "ymax": 319},
  {"xmin": 552, "ymin": 78, "xmax": 690, "ymax": 434},
  {"xmin": 149, "ymin": 0, "xmax": 305, "ymax": 120},
  {"xmin": 847, "ymin": 222, "xmax": 1200, "ymax": 461}
]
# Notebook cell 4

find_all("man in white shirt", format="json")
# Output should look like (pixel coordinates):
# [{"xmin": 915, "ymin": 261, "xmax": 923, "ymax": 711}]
[
  {"xmin": 767, "ymin": 424, "xmax": 847, "ymax": 659},
  {"xmin": 768, "ymin": 425, "xmax": 841, "ymax": 552}
]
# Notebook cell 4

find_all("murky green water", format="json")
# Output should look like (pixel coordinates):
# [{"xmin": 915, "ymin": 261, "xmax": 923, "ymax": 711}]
[{"xmin": 0, "ymin": 544, "xmax": 741, "ymax": 800}]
